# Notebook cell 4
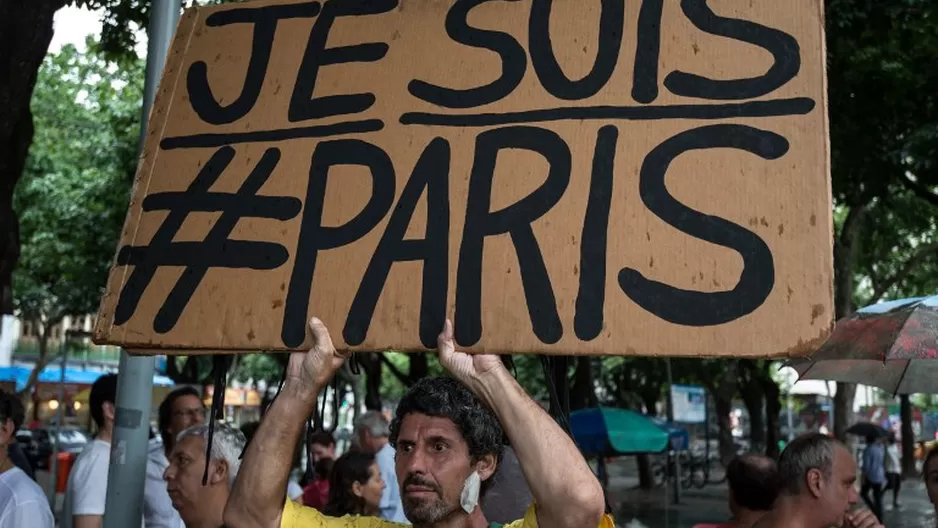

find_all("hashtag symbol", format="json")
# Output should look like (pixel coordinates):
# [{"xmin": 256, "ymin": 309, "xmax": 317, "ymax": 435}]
[{"xmin": 113, "ymin": 146, "xmax": 302, "ymax": 333}]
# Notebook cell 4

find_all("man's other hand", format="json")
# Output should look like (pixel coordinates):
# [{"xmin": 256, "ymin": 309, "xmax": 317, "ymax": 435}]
[
  {"xmin": 437, "ymin": 318, "xmax": 505, "ymax": 391},
  {"xmin": 284, "ymin": 317, "xmax": 347, "ymax": 396},
  {"xmin": 844, "ymin": 508, "xmax": 884, "ymax": 528}
]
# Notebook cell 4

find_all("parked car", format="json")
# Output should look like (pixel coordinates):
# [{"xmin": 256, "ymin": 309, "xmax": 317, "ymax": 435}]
[{"xmin": 19, "ymin": 427, "xmax": 90, "ymax": 469}]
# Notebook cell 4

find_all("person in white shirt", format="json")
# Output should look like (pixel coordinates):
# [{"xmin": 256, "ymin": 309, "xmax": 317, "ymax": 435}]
[
  {"xmin": 0, "ymin": 389, "xmax": 53, "ymax": 528},
  {"xmin": 163, "ymin": 422, "xmax": 246, "ymax": 528},
  {"xmin": 62, "ymin": 374, "xmax": 144, "ymax": 528},
  {"xmin": 354, "ymin": 411, "xmax": 408, "ymax": 524},
  {"xmin": 883, "ymin": 433, "xmax": 902, "ymax": 508},
  {"xmin": 148, "ymin": 386, "xmax": 206, "ymax": 528}
]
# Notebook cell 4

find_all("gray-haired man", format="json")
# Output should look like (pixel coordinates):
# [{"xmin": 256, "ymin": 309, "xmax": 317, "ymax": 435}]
[
  {"xmin": 164, "ymin": 422, "xmax": 245, "ymax": 528},
  {"xmin": 758, "ymin": 433, "xmax": 883, "ymax": 528},
  {"xmin": 355, "ymin": 410, "xmax": 407, "ymax": 523}
]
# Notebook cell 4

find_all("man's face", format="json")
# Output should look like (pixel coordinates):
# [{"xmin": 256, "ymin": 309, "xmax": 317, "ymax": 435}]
[
  {"xmin": 925, "ymin": 455, "xmax": 938, "ymax": 513},
  {"xmin": 163, "ymin": 435, "xmax": 227, "ymax": 521},
  {"xmin": 310, "ymin": 441, "xmax": 335, "ymax": 463},
  {"xmin": 813, "ymin": 446, "xmax": 859, "ymax": 527},
  {"xmin": 394, "ymin": 413, "xmax": 496, "ymax": 525},
  {"xmin": 169, "ymin": 395, "xmax": 206, "ymax": 439}
]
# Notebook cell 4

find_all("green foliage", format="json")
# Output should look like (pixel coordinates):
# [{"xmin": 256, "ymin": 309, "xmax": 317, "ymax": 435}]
[
  {"xmin": 73, "ymin": 0, "xmax": 246, "ymax": 62},
  {"xmin": 14, "ymin": 39, "xmax": 143, "ymax": 327},
  {"xmin": 827, "ymin": 0, "xmax": 938, "ymax": 206},
  {"xmin": 231, "ymin": 353, "xmax": 284, "ymax": 386}
]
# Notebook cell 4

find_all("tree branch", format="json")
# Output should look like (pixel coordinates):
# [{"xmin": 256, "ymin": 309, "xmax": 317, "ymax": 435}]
[
  {"xmin": 379, "ymin": 353, "xmax": 411, "ymax": 386},
  {"xmin": 901, "ymin": 174, "xmax": 938, "ymax": 207},
  {"xmin": 869, "ymin": 242, "xmax": 938, "ymax": 303}
]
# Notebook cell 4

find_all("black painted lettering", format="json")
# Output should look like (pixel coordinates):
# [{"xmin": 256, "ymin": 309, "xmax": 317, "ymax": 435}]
[
  {"xmin": 574, "ymin": 125, "xmax": 617, "ymax": 341},
  {"xmin": 408, "ymin": 0, "xmax": 527, "ymax": 108},
  {"xmin": 344, "ymin": 138, "xmax": 451, "ymax": 348},
  {"xmin": 289, "ymin": 0, "xmax": 397, "ymax": 122},
  {"xmin": 455, "ymin": 126, "xmax": 570, "ymax": 346},
  {"xmin": 664, "ymin": 0, "xmax": 800, "ymax": 100},
  {"xmin": 114, "ymin": 147, "xmax": 301, "ymax": 332},
  {"xmin": 528, "ymin": 0, "xmax": 624, "ymax": 100},
  {"xmin": 631, "ymin": 0, "xmax": 663, "ymax": 103},
  {"xmin": 187, "ymin": 2, "xmax": 321, "ymax": 125},
  {"xmin": 282, "ymin": 139, "xmax": 395, "ymax": 347},
  {"xmin": 618, "ymin": 124, "xmax": 785, "ymax": 325}
]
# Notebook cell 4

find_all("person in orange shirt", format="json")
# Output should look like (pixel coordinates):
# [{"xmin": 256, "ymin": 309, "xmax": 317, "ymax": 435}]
[{"xmin": 225, "ymin": 317, "xmax": 614, "ymax": 528}]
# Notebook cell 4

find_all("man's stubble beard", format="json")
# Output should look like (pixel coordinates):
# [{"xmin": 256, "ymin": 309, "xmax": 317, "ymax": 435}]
[{"xmin": 403, "ymin": 497, "xmax": 458, "ymax": 526}]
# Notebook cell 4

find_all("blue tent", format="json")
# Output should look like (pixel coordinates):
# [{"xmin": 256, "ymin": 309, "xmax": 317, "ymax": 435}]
[{"xmin": 0, "ymin": 365, "xmax": 174, "ymax": 392}]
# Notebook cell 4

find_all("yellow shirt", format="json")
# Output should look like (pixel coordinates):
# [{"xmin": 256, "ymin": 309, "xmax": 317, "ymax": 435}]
[{"xmin": 280, "ymin": 499, "xmax": 616, "ymax": 528}]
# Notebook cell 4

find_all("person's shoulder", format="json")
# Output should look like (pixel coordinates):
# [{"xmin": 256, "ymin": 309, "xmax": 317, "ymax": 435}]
[
  {"xmin": 502, "ymin": 504, "xmax": 616, "ymax": 528},
  {"xmin": 70, "ymin": 441, "xmax": 111, "ymax": 483},
  {"xmin": 7, "ymin": 468, "xmax": 46, "ymax": 500},
  {"xmin": 75, "ymin": 441, "xmax": 109, "ymax": 469},
  {"xmin": 281, "ymin": 498, "xmax": 403, "ymax": 528}
]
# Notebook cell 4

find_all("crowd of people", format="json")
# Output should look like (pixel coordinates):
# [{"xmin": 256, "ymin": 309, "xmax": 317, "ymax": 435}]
[{"xmin": 0, "ymin": 317, "xmax": 936, "ymax": 528}]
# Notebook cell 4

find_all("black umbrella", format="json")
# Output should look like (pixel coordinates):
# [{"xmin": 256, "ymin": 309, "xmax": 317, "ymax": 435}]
[{"xmin": 846, "ymin": 422, "xmax": 889, "ymax": 439}]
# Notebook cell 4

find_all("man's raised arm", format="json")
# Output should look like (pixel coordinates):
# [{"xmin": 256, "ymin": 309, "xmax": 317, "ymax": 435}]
[
  {"xmin": 224, "ymin": 318, "xmax": 347, "ymax": 528},
  {"xmin": 437, "ymin": 320, "xmax": 607, "ymax": 528}
]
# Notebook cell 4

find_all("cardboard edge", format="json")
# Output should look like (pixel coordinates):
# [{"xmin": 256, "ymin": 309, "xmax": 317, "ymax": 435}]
[
  {"xmin": 92, "ymin": 8, "xmax": 201, "ymax": 345},
  {"xmin": 815, "ymin": 0, "xmax": 836, "ymax": 331}
]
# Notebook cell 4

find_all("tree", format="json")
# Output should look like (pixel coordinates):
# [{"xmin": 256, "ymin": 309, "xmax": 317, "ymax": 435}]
[
  {"xmin": 13, "ymin": 40, "xmax": 142, "ymax": 395},
  {"xmin": 231, "ymin": 353, "xmax": 283, "ymax": 387},
  {"xmin": 0, "ymin": 0, "xmax": 227, "ymax": 334},
  {"xmin": 826, "ymin": 0, "xmax": 938, "ymax": 440}
]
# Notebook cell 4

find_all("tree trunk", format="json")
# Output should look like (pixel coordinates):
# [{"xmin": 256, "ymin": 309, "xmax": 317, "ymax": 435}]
[
  {"xmin": 833, "ymin": 384, "xmax": 856, "ymax": 441},
  {"xmin": 832, "ymin": 205, "xmax": 867, "ymax": 441},
  {"xmin": 714, "ymin": 395, "xmax": 735, "ymax": 462},
  {"xmin": 738, "ymin": 365, "xmax": 767, "ymax": 454},
  {"xmin": 899, "ymin": 394, "xmax": 916, "ymax": 477},
  {"xmin": 0, "ymin": 0, "xmax": 66, "ymax": 315},
  {"xmin": 407, "ymin": 354, "xmax": 428, "ymax": 384},
  {"xmin": 18, "ymin": 320, "xmax": 52, "ymax": 397},
  {"xmin": 741, "ymin": 389, "xmax": 766, "ymax": 453},
  {"xmin": 569, "ymin": 357, "xmax": 598, "ymax": 411},
  {"xmin": 763, "ymin": 375, "xmax": 782, "ymax": 458},
  {"xmin": 636, "ymin": 398, "xmax": 659, "ymax": 490}
]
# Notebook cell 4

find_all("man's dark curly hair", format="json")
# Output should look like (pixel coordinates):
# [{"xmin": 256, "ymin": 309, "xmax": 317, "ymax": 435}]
[{"xmin": 389, "ymin": 377, "xmax": 506, "ymax": 493}]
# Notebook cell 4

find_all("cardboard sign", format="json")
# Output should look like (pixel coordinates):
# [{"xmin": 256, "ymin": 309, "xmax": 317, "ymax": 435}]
[{"xmin": 93, "ymin": 0, "xmax": 834, "ymax": 357}]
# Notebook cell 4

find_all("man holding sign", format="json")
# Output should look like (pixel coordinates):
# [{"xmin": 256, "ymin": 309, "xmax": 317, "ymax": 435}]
[{"xmin": 225, "ymin": 318, "xmax": 612, "ymax": 528}]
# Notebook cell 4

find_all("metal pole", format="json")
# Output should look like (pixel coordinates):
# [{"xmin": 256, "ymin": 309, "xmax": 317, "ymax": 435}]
[
  {"xmin": 46, "ymin": 339, "xmax": 67, "ymax": 502},
  {"xmin": 103, "ymin": 0, "xmax": 179, "ymax": 525},
  {"xmin": 665, "ymin": 358, "xmax": 680, "ymax": 504},
  {"xmin": 787, "ymin": 392, "xmax": 794, "ymax": 442}
]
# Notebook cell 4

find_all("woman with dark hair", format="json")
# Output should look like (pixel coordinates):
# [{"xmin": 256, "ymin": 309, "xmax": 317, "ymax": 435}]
[{"xmin": 322, "ymin": 452, "xmax": 385, "ymax": 518}]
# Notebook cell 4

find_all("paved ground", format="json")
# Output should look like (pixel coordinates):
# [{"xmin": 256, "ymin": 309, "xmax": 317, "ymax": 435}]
[{"xmin": 603, "ymin": 459, "xmax": 937, "ymax": 528}]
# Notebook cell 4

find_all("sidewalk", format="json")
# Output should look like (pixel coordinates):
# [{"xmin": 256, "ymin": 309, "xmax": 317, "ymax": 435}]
[{"xmin": 603, "ymin": 459, "xmax": 936, "ymax": 528}]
